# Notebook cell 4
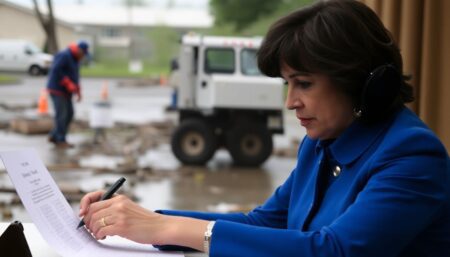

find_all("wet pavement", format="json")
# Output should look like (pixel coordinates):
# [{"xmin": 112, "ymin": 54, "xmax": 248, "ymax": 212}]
[{"xmin": 0, "ymin": 75, "xmax": 305, "ymax": 222}]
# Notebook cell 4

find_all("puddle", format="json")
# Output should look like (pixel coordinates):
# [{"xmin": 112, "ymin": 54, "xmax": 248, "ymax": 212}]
[
  {"xmin": 79, "ymin": 155, "xmax": 126, "ymax": 170},
  {"xmin": 138, "ymin": 145, "xmax": 179, "ymax": 171},
  {"xmin": 0, "ymin": 77, "xmax": 302, "ymax": 223}
]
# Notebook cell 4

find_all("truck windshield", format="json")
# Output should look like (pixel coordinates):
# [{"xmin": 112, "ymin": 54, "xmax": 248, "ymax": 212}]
[
  {"xmin": 205, "ymin": 48, "xmax": 235, "ymax": 74},
  {"xmin": 241, "ymin": 49, "xmax": 262, "ymax": 76}
]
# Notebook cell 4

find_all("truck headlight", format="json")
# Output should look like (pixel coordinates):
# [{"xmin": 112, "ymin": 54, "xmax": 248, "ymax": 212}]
[{"xmin": 268, "ymin": 115, "xmax": 282, "ymax": 129}]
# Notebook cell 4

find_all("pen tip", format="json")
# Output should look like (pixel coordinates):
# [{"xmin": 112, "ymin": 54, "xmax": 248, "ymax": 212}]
[{"xmin": 77, "ymin": 221, "xmax": 84, "ymax": 229}]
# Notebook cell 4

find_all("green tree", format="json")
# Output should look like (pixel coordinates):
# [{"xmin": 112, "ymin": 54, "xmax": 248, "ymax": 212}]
[
  {"xmin": 240, "ymin": 0, "xmax": 313, "ymax": 36},
  {"xmin": 210, "ymin": 0, "xmax": 281, "ymax": 32}
]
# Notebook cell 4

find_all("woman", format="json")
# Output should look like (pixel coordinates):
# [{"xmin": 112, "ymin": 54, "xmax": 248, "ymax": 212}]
[{"xmin": 79, "ymin": 1, "xmax": 450, "ymax": 256}]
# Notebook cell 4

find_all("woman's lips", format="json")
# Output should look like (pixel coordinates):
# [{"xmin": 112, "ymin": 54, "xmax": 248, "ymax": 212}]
[{"xmin": 298, "ymin": 117, "xmax": 314, "ymax": 126}]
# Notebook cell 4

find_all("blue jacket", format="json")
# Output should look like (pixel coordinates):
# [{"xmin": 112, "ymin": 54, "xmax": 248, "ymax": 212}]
[
  {"xmin": 47, "ymin": 45, "xmax": 80, "ymax": 98},
  {"xmin": 161, "ymin": 107, "xmax": 450, "ymax": 257}
]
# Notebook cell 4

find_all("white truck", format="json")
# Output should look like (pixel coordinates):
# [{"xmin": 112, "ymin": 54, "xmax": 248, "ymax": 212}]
[
  {"xmin": 0, "ymin": 39, "xmax": 53, "ymax": 75},
  {"xmin": 171, "ymin": 34, "xmax": 284, "ymax": 166}
]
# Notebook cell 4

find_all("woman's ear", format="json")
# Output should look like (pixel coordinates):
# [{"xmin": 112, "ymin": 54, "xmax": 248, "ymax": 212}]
[{"xmin": 358, "ymin": 64, "xmax": 402, "ymax": 122}]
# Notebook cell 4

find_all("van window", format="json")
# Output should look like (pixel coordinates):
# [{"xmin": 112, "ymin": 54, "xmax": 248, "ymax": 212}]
[
  {"xmin": 204, "ymin": 48, "xmax": 235, "ymax": 74},
  {"xmin": 241, "ymin": 49, "xmax": 262, "ymax": 76},
  {"xmin": 25, "ymin": 44, "xmax": 42, "ymax": 55}
]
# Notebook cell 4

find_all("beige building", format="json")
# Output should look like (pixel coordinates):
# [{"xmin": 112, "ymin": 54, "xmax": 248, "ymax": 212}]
[
  {"xmin": 0, "ymin": 0, "xmax": 78, "ymax": 51},
  {"xmin": 0, "ymin": 1, "xmax": 212, "ymax": 60}
]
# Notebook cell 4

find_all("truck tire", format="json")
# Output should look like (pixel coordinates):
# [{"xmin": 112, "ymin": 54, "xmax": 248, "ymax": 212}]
[
  {"xmin": 28, "ymin": 65, "xmax": 42, "ymax": 76},
  {"xmin": 171, "ymin": 119, "xmax": 217, "ymax": 165},
  {"xmin": 226, "ymin": 123, "xmax": 273, "ymax": 166}
]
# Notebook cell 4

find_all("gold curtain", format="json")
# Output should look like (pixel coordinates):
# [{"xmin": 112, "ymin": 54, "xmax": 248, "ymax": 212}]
[{"xmin": 361, "ymin": 0, "xmax": 450, "ymax": 151}]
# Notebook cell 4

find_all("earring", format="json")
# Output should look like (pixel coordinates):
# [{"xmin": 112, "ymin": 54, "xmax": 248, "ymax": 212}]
[{"xmin": 353, "ymin": 108, "xmax": 362, "ymax": 118}]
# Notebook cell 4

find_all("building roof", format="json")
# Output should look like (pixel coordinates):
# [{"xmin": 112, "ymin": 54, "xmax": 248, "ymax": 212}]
[
  {"xmin": 54, "ymin": 5, "xmax": 213, "ymax": 28},
  {"xmin": 1, "ymin": 0, "xmax": 213, "ymax": 28},
  {"xmin": 0, "ymin": 0, "xmax": 214, "ymax": 28},
  {"xmin": 0, "ymin": 0, "xmax": 74, "ymax": 29}
]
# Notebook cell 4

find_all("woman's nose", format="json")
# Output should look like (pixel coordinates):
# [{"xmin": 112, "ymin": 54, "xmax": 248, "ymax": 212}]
[{"xmin": 285, "ymin": 86, "xmax": 302, "ymax": 110}]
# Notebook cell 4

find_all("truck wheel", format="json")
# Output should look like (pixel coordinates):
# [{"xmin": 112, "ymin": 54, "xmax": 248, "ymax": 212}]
[
  {"xmin": 226, "ymin": 124, "xmax": 273, "ymax": 166},
  {"xmin": 29, "ymin": 65, "xmax": 42, "ymax": 76},
  {"xmin": 171, "ymin": 119, "xmax": 217, "ymax": 165}
]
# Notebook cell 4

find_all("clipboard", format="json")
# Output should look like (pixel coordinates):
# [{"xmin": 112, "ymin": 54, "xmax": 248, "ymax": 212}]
[{"xmin": 0, "ymin": 220, "xmax": 32, "ymax": 257}]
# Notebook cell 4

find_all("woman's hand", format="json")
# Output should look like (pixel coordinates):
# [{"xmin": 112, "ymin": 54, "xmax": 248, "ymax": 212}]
[
  {"xmin": 79, "ymin": 191, "xmax": 209, "ymax": 251},
  {"xmin": 79, "ymin": 191, "xmax": 169, "ymax": 245}
]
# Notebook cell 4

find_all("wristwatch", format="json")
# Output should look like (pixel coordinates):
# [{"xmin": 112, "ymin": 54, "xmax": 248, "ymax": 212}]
[{"xmin": 204, "ymin": 221, "xmax": 216, "ymax": 255}]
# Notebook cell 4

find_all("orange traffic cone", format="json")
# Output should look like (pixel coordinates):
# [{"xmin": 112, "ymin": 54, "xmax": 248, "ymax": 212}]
[
  {"xmin": 101, "ymin": 81, "xmax": 109, "ymax": 101},
  {"xmin": 37, "ymin": 89, "xmax": 49, "ymax": 115},
  {"xmin": 159, "ymin": 74, "xmax": 167, "ymax": 86}
]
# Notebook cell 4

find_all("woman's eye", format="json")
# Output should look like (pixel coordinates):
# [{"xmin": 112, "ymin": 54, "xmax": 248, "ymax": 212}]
[{"xmin": 295, "ymin": 80, "xmax": 312, "ymax": 89}]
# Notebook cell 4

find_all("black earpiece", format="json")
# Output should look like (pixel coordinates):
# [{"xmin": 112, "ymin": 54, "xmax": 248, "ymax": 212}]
[{"xmin": 358, "ymin": 64, "xmax": 402, "ymax": 122}]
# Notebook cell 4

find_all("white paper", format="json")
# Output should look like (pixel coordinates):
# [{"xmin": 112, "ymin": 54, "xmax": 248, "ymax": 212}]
[{"xmin": 0, "ymin": 149, "xmax": 183, "ymax": 257}]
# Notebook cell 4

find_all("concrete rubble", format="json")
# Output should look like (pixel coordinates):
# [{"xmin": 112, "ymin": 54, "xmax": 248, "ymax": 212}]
[{"xmin": 0, "ymin": 77, "xmax": 302, "ymax": 222}]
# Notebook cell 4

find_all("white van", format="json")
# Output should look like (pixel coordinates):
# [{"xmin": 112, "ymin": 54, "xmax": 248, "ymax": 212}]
[{"xmin": 0, "ymin": 39, "xmax": 53, "ymax": 76}]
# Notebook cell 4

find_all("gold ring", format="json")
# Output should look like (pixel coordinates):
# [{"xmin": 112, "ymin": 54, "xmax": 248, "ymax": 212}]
[{"xmin": 100, "ymin": 217, "xmax": 107, "ymax": 227}]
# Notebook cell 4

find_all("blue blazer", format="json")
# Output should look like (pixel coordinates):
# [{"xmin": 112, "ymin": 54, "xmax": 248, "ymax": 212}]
[{"xmin": 161, "ymin": 107, "xmax": 450, "ymax": 257}]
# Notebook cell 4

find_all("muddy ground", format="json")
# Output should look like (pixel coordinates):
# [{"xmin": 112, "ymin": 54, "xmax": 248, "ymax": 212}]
[{"xmin": 0, "ymin": 76, "xmax": 305, "ymax": 222}]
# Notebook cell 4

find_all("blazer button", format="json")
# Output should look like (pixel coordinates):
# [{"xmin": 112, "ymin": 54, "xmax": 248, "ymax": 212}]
[{"xmin": 332, "ymin": 166, "xmax": 341, "ymax": 177}]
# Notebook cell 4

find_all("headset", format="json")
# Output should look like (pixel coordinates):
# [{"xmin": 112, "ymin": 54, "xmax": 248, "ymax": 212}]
[{"xmin": 358, "ymin": 64, "xmax": 402, "ymax": 122}]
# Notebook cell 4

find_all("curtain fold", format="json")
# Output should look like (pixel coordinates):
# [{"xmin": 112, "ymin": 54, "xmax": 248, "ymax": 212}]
[{"xmin": 360, "ymin": 0, "xmax": 450, "ymax": 151}]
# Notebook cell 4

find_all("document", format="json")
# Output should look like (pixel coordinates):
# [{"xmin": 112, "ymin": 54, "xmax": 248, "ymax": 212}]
[{"xmin": 0, "ymin": 149, "xmax": 183, "ymax": 257}]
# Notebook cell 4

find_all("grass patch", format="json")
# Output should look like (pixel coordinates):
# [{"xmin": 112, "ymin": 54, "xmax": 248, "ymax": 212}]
[
  {"xmin": 0, "ymin": 74, "xmax": 19, "ymax": 84},
  {"xmin": 80, "ymin": 62, "xmax": 169, "ymax": 78}
]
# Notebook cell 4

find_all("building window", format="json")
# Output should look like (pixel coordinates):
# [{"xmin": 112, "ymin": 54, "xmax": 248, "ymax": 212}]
[{"xmin": 102, "ymin": 27, "xmax": 120, "ymax": 38}]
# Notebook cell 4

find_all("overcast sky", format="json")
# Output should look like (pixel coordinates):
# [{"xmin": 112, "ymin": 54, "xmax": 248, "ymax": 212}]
[{"xmin": 10, "ymin": 0, "xmax": 209, "ymax": 9}]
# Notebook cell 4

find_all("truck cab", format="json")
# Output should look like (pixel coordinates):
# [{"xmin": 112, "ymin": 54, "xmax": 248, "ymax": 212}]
[{"xmin": 171, "ymin": 34, "xmax": 284, "ymax": 166}]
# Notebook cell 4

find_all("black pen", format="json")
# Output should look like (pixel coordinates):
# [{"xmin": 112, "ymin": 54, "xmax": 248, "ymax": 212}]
[{"xmin": 77, "ymin": 177, "xmax": 126, "ymax": 229}]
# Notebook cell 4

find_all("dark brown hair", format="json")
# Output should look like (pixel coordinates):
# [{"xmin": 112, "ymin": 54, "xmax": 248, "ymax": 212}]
[{"xmin": 258, "ymin": 0, "xmax": 413, "ymax": 123}]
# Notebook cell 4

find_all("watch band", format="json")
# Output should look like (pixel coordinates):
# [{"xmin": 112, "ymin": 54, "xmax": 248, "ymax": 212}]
[{"xmin": 203, "ymin": 221, "xmax": 216, "ymax": 255}]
